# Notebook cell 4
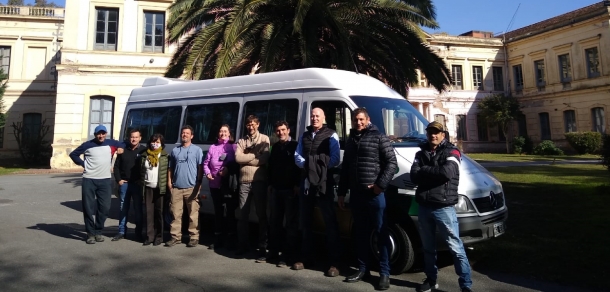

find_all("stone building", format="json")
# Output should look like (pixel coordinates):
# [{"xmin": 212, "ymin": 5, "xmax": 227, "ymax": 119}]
[{"xmin": 0, "ymin": 5, "xmax": 64, "ymax": 157}]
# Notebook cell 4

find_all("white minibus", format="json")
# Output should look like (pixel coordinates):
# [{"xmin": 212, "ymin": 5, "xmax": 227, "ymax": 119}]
[{"xmin": 121, "ymin": 68, "xmax": 507, "ymax": 274}]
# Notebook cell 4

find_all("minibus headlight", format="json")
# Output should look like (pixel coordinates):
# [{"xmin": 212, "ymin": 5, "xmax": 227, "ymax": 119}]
[{"xmin": 454, "ymin": 195, "xmax": 476, "ymax": 214}]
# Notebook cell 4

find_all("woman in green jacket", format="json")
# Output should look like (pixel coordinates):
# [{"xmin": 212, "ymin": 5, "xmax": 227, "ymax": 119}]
[{"xmin": 140, "ymin": 133, "xmax": 169, "ymax": 246}]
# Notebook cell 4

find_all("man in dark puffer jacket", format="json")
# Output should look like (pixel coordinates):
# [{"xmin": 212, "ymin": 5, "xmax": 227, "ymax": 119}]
[
  {"xmin": 338, "ymin": 107, "xmax": 397, "ymax": 290},
  {"xmin": 410, "ymin": 121, "xmax": 473, "ymax": 292}
]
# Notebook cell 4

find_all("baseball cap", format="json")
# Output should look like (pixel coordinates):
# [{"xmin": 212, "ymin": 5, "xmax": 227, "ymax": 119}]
[
  {"xmin": 426, "ymin": 121, "xmax": 445, "ymax": 132},
  {"xmin": 94, "ymin": 125, "xmax": 108, "ymax": 134}
]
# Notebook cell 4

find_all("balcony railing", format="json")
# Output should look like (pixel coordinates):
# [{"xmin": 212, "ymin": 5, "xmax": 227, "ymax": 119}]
[{"xmin": 0, "ymin": 6, "xmax": 64, "ymax": 18}]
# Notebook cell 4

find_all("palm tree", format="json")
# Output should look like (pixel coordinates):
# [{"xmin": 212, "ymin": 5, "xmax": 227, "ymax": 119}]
[{"xmin": 165, "ymin": 0, "xmax": 450, "ymax": 96}]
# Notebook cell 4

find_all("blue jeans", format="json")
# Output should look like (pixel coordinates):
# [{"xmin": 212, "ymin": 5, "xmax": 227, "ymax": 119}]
[
  {"xmin": 351, "ymin": 192, "xmax": 391, "ymax": 276},
  {"xmin": 82, "ymin": 178, "xmax": 112, "ymax": 235},
  {"xmin": 118, "ymin": 182, "xmax": 143, "ymax": 235},
  {"xmin": 299, "ymin": 182, "xmax": 341, "ymax": 266},
  {"xmin": 418, "ymin": 205, "xmax": 472, "ymax": 289}
]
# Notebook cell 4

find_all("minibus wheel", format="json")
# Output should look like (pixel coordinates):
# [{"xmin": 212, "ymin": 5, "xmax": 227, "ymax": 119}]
[{"xmin": 370, "ymin": 223, "xmax": 415, "ymax": 274}]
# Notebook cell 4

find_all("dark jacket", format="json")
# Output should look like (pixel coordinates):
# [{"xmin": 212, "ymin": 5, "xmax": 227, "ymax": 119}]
[
  {"xmin": 410, "ymin": 140, "xmax": 461, "ymax": 208},
  {"xmin": 268, "ymin": 139, "xmax": 300, "ymax": 190},
  {"xmin": 140, "ymin": 149, "xmax": 169, "ymax": 195},
  {"xmin": 301, "ymin": 125, "xmax": 335, "ymax": 196},
  {"xmin": 114, "ymin": 144, "xmax": 147, "ymax": 183},
  {"xmin": 338, "ymin": 124, "xmax": 397, "ymax": 197}
]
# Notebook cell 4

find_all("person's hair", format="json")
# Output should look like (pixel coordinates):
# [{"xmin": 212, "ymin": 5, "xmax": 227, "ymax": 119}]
[
  {"xmin": 218, "ymin": 124, "xmax": 235, "ymax": 144},
  {"xmin": 148, "ymin": 133, "xmax": 165, "ymax": 149},
  {"xmin": 352, "ymin": 107, "xmax": 369, "ymax": 120},
  {"xmin": 129, "ymin": 129, "xmax": 141, "ymax": 136},
  {"xmin": 274, "ymin": 120, "xmax": 290, "ymax": 130},
  {"xmin": 181, "ymin": 125, "xmax": 194, "ymax": 135},
  {"xmin": 245, "ymin": 115, "xmax": 259, "ymax": 124}
]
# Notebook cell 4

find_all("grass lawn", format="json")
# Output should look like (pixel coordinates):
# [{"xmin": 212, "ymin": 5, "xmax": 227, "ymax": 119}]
[
  {"xmin": 469, "ymin": 164, "xmax": 610, "ymax": 290},
  {"xmin": 466, "ymin": 153, "xmax": 600, "ymax": 163},
  {"xmin": 0, "ymin": 166, "xmax": 25, "ymax": 175}
]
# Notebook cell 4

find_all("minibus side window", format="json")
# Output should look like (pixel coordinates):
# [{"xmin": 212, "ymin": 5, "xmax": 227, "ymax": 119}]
[
  {"xmin": 123, "ymin": 107, "xmax": 181, "ymax": 142},
  {"xmin": 184, "ymin": 102, "xmax": 240, "ymax": 144},
  {"xmin": 243, "ymin": 99, "xmax": 299, "ymax": 144},
  {"xmin": 311, "ymin": 101, "xmax": 352, "ymax": 149}
]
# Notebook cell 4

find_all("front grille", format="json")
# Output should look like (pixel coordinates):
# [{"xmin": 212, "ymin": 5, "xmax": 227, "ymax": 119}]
[{"xmin": 473, "ymin": 192, "xmax": 505, "ymax": 213}]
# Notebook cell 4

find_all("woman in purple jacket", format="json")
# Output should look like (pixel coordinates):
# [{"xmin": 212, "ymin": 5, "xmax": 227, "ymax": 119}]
[{"xmin": 204, "ymin": 124, "xmax": 238, "ymax": 249}]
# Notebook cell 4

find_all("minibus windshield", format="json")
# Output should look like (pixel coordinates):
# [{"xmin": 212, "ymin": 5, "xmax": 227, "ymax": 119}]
[{"xmin": 350, "ymin": 96, "xmax": 429, "ymax": 146}]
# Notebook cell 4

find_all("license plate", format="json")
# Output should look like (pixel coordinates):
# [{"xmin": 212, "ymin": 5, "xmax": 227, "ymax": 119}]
[{"xmin": 493, "ymin": 222, "xmax": 505, "ymax": 237}]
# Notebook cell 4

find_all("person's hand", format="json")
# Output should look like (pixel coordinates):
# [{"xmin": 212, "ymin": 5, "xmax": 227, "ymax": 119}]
[
  {"xmin": 206, "ymin": 173, "xmax": 214, "ymax": 180},
  {"xmin": 338, "ymin": 196, "xmax": 346, "ymax": 210},
  {"xmin": 220, "ymin": 167, "xmax": 228, "ymax": 177},
  {"xmin": 117, "ymin": 148, "xmax": 124, "ymax": 154},
  {"xmin": 368, "ymin": 184, "xmax": 383, "ymax": 195},
  {"xmin": 118, "ymin": 180, "xmax": 127, "ymax": 186},
  {"xmin": 200, "ymin": 193, "xmax": 207, "ymax": 200}
]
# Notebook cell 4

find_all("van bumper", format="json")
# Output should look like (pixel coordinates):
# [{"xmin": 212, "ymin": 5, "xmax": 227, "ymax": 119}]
[{"xmin": 411, "ymin": 208, "xmax": 508, "ymax": 249}]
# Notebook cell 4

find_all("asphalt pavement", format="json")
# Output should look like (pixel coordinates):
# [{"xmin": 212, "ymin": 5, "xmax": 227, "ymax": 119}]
[{"xmin": 0, "ymin": 173, "xmax": 599, "ymax": 292}]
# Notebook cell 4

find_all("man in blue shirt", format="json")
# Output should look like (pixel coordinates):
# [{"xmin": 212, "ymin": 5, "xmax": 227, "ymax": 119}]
[
  {"xmin": 166, "ymin": 125, "xmax": 204, "ymax": 248},
  {"xmin": 69, "ymin": 125, "xmax": 124, "ymax": 244},
  {"xmin": 293, "ymin": 107, "xmax": 342, "ymax": 277}
]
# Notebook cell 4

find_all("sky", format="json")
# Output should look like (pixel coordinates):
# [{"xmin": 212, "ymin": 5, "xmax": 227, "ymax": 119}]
[
  {"xmin": 430, "ymin": 0, "xmax": 601, "ymax": 36},
  {"xmin": 6, "ymin": 0, "xmax": 603, "ymax": 37}
]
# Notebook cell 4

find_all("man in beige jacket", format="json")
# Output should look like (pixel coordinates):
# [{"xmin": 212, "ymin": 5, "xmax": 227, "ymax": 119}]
[{"xmin": 235, "ymin": 115, "xmax": 270, "ymax": 259}]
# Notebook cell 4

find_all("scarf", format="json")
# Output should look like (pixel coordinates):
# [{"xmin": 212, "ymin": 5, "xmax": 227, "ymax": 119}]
[{"xmin": 146, "ymin": 147, "xmax": 162, "ymax": 167}]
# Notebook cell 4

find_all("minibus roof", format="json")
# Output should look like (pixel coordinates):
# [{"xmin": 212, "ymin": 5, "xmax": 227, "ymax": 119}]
[{"xmin": 129, "ymin": 68, "xmax": 405, "ymax": 102}]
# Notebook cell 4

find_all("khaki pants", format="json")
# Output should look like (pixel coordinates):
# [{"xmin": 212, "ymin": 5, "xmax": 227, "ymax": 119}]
[{"xmin": 169, "ymin": 187, "xmax": 199, "ymax": 241}]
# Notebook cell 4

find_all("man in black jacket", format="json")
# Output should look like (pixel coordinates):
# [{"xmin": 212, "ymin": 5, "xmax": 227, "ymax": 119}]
[
  {"xmin": 410, "ymin": 121, "xmax": 473, "ymax": 292},
  {"xmin": 262, "ymin": 121, "xmax": 300, "ymax": 267},
  {"xmin": 112, "ymin": 129, "xmax": 147, "ymax": 241},
  {"xmin": 294, "ymin": 107, "xmax": 341, "ymax": 277},
  {"xmin": 338, "ymin": 108, "xmax": 397, "ymax": 290}
]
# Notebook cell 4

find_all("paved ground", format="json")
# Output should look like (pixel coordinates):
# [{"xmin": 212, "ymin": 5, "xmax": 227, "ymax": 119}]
[{"xmin": 0, "ymin": 173, "xmax": 598, "ymax": 292}]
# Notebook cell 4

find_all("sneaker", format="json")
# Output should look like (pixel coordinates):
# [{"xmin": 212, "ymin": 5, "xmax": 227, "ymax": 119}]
[
  {"xmin": 165, "ymin": 238, "xmax": 180, "ymax": 247},
  {"xmin": 461, "ymin": 287, "xmax": 473, "ymax": 292},
  {"xmin": 111, "ymin": 233, "xmax": 124, "ymax": 241},
  {"xmin": 291, "ymin": 262, "xmax": 304, "ymax": 270},
  {"xmin": 276, "ymin": 259, "xmax": 287, "ymax": 268},
  {"xmin": 326, "ymin": 266, "xmax": 340, "ymax": 277},
  {"xmin": 187, "ymin": 239, "xmax": 198, "ymax": 247},
  {"xmin": 418, "ymin": 278, "xmax": 438, "ymax": 292},
  {"xmin": 255, "ymin": 250, "xmax": 267, "ymax": 263},
  {"xmin": 94, "ymin": 235, "xmax": 104, "ymax": 242},
  {"xmin": 86, "ymin": 235, "xmax": 96, "ymax": 244},
  {"xmin": 153, "ymin": 238, "xmax": 163, "ymax": 246}
]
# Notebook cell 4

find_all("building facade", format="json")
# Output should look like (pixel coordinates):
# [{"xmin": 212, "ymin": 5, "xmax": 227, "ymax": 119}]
[
  {"xmin": 0, "ymin": 5, "xmax": 64, "ymax": 157},
  {"xmin": 409, "ymin": 32, "xmax": 511, "ymax": 152},
  {"xmin": 50, "ymin": 0, "xmax": 175, "ymax": 168},
  {"xmin": 503, "ymin": 1, "xmax": 610, "ymax": 147}
]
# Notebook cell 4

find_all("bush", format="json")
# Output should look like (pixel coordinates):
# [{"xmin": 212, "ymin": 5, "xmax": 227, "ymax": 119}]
[
  {"xmin": 512, "ymin": 136, "xmax": 525, "ymax": 154},
  {"xmin": 533, "ymin": 140, "xmax": 564, "ymax": 156},
  {"xmin": 602, "ymin": 134, "xmax": 610, "ymax": 173},
  {"xmin": 564, "ymin": 132, "xmax": 602, "ymax": 154},
  {"xmin": 512, "ymin": 136, "xmax": 534, "ymax": 154}
]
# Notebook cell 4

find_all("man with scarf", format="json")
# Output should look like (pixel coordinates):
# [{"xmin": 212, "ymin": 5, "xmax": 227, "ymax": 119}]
[
  {"xmin": 338, "ymin": 108, "xmax": 397, "ymax": 290},
  {"xmin": 410, "ymin": 121, "xmax": 473, "ymax": 292}
]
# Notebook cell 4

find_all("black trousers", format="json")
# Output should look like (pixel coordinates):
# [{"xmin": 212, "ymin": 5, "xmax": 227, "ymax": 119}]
[{"xmin": 143, "ymin": 187, "xmax": 164, "ymax": 242}]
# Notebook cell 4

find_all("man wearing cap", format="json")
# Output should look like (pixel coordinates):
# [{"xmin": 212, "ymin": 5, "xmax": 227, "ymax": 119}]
[
  {"xmin": 70, "ymin": 125, "xmax": 125, "ymax": 244},
  {"xmin": 410, "ymin": 121, "xmax": 473, "ymax": 292}
]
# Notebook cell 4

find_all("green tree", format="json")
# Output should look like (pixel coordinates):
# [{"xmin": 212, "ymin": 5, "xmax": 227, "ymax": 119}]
[
  {"xmin": 33, "ymin": 0, "xmax": 58, "ymax": 8},
  {"xmin": 7, "ymin": 0, "xmax": 25, "ymax": 5},
  {"xmin": 164, "ymin": 0, "xmax": 451, "ymax": 96},
  {"xmin": 477, "ymin": 93, "xmax": 522, "ymax": 153}
]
